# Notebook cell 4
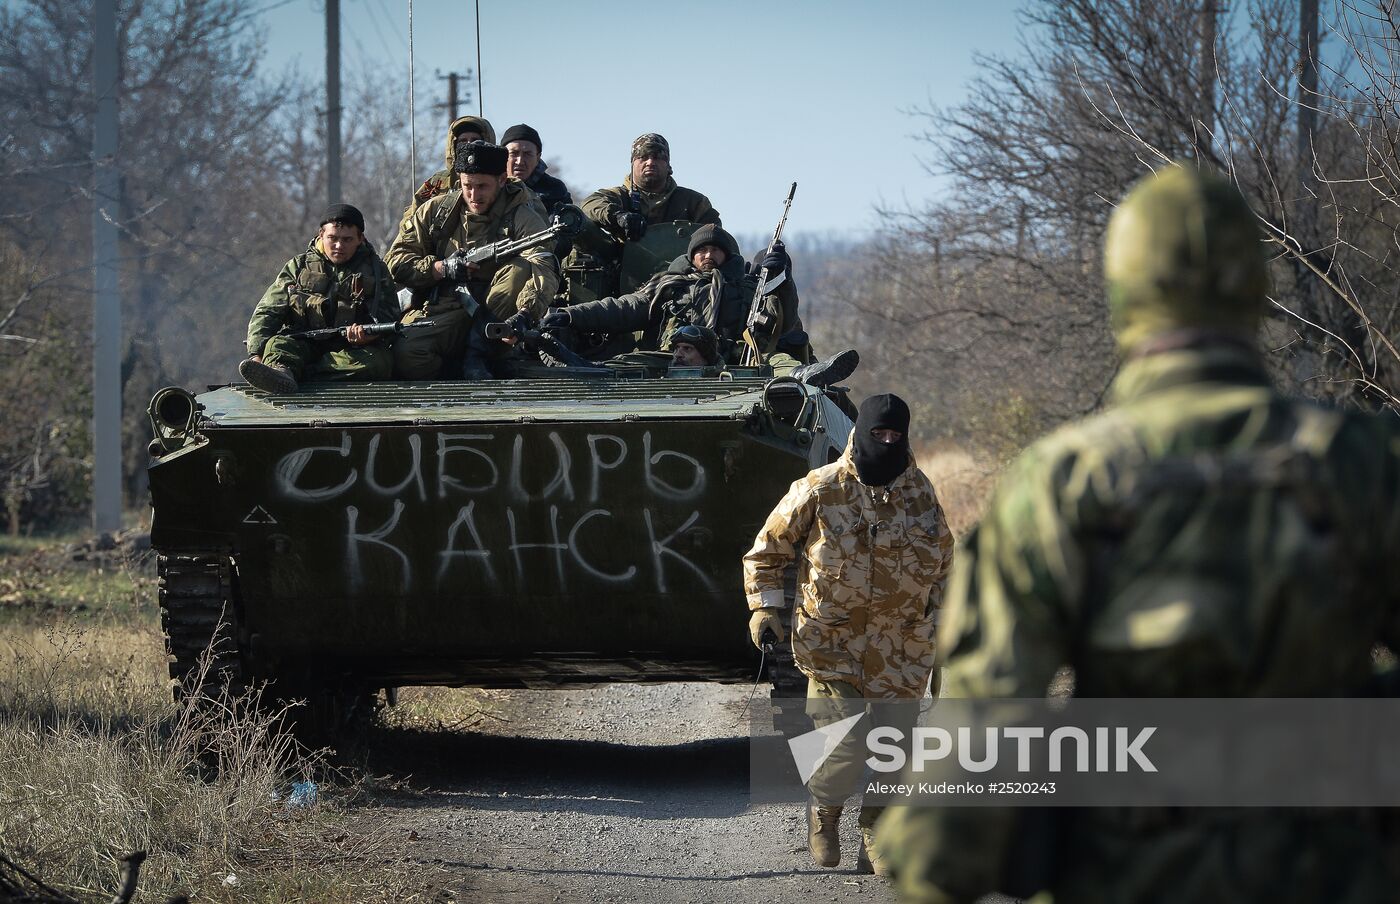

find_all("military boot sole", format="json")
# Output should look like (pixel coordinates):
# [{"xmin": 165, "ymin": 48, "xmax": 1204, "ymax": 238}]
[
  {"xmin": 795, "ymin": 349, "xmax": 860, "ymax": 389},
  {"xmin": 239, "ymin": 358, "xmax": 298, "ymax": 394}
]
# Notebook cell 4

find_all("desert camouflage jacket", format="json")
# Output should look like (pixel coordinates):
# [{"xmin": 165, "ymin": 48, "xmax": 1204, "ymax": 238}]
[{"xmin": 744, "ymin": 441, "xmax": 954, "ymax": 698}]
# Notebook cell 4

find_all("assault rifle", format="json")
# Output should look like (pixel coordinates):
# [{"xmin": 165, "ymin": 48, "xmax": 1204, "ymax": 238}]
[
  {"xmin": 741, "ymin": 183, "xmax": 797, "ymax": 367},
  {"xmin": 484, "ymin": 320, "xmax": 607, "ymax": 370},
  {"xmin": 284, "ymin": 319, "xmax": 436, "ymax": 342},
  {"xmin": 439, "ymin": 204, "xmax": 586, "ymax": 315}
]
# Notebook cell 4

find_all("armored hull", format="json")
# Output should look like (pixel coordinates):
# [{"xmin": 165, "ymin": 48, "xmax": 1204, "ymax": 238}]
[{"xmin": 149, "ymin": 372, "xmax": 850, "ymax": 697}]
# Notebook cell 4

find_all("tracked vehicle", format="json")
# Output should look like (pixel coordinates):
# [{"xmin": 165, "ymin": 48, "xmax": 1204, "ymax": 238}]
[{"xmin": 147, "ymin": 367, "xmax": 853, "ymax": 730}]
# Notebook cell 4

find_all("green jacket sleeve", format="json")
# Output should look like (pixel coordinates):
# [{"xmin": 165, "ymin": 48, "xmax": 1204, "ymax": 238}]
[
  {"xmin": 939, "ymin": 446, "xmax": 1078, "ymax": 700},
  {"xmin": 508, "ymin": 203, "xmax": 560, "ymax": 317},
  {"xmin": 385, "ymin": 195, "xmax": 446, "ymax": 288},
  {"xmin": 581, "ymin": 186, "xmax": 624, "ymax": 233},
  {"xmin": 246, "ymin": 259, "xmax": 298, "ymax": 356},
  {"xmin": 691, "ymin": 192, "xmax": 720, "ymax": 226},
  {"xmin": 564, "ymin": 290, "xmax": 652, "ymax": 334}
]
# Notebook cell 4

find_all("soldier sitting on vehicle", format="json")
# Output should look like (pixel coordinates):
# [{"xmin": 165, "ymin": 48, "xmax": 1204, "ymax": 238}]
[
  {"xmin": 542, "ymin": 224, "xmax": 856, "ymax": 387},
  {"xmin": 386, "ymin": 141, "xmax": 559, "ymax": 381},
  {"xmin": 502, "ymin": 123, "xmax": 572, "ymax": 216},
  {"xmin": 239, "ymin": 203, "xmax": 398, "ymax": 394},
  {"xmin": 563, "ymin": 133, "xmax": 721, "ymax": 302}
]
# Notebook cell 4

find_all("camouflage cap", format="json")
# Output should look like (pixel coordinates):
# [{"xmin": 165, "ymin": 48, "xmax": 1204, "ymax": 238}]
[
  {"xmin": 665, "ymin": 324, "xmax": 720, "ymax": 364},
  {"xmin": 1104, "ymin": 164, "xmax": 1269, "ymax": 351},
  {"xmin": 631, "ymin": 132, "xmax": 670, "ymax": 160}
]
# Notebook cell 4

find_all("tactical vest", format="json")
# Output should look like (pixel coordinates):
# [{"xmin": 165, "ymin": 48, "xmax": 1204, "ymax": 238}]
[{"xmin": 287, "ymin": 252, "xmax": 375, "ymax": 332}]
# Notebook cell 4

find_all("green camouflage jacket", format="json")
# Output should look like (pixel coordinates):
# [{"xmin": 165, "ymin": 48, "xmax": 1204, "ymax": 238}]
[
  {"xmin": 581, "ymin": 175, "xmax": 720, "ymax": 235},
  {"xmin": 245, "ymin": 237, "xmax": 397, "ymax": 356},
  {"xmin": 878, "ymin": 341, "xmax": 1400, "ymax": 904},
  {"xmin": 744, "ymin": 441, "xmax": 954, "ymax": 698},
  {"xmin": 384, "ymin": 181, "xmax": 557, "ymax": 318},
  {"xmin": 564, "ymin": 252, "xmax": 796, "ymax": 363}
]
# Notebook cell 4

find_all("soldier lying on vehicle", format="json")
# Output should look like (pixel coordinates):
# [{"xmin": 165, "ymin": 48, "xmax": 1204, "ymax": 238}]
[{"xmin": 540, "ymin": 224, "xmax": 856, "ymax": 386}]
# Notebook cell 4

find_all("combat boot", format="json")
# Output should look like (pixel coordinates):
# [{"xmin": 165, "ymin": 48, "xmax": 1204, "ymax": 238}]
[
  {"xmin": 791, "ymin": 349, "xmax": 859, "ymax": 388},
  {"xmin": 808, "ymin": 804, "xmax": 842, "ymax": 867},
  {"xmin": 856, "ymin": 826, "xmax": 891, "ymax": 876},
  {"xmin": 239, "ymin": 358, "xmax": 298, "ymax": 394}
]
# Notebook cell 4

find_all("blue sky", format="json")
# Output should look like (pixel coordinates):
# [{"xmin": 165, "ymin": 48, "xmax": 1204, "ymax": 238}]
[{"xmin": 257, "ymin": 0, "xmax": 1026, "ymax": 239}]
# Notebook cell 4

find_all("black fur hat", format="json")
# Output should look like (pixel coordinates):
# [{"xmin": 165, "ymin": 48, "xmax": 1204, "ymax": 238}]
[{"xmin": 453, "ymin": 140, "xmax": 508, "ymax": 176}]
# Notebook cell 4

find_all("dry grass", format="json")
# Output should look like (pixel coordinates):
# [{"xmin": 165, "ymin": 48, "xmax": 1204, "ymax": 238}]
[
  {"xmin": 917, "ymin": 441, "xmax": 1000, "ymax": 539},
  {"xmin": 0, "ymin": 539, "xmax": 444, "ymax": 903}
]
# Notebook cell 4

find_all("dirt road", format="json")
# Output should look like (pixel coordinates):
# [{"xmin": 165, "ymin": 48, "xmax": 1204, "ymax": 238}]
[{"xmin": 355, "ymin": 683, "xmax": 938, "ymax": 904}]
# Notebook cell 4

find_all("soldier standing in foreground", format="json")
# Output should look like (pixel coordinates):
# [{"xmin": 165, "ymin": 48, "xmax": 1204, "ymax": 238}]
[
  {"xmin": 239, "ymin": 203, "xmax": 398, "ymax": 394},
  {"xmin": 386, "ymin": 141, "xmax": 558, "ymax": 380},
  {"xmin": 744, "ymin": 394, "xmax": 954, "ymax": 874},
  {"xmin": 876, "ymin": 165, "xmax": 1400, "ymax": 903}
]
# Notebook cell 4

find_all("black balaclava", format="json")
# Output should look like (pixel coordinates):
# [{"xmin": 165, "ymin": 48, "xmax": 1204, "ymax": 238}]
[{"xmin": 852, "ymin": 393, "xmax": 911, "ymax": 487}]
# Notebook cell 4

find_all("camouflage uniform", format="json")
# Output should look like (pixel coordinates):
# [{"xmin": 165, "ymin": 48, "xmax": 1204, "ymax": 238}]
[
  {"xmin": 565, "ymin": 163, "xmax": 721, "ymax": 301},
  {"xmin": 744, "ymin": 439, "xmax": 955, "ymax": 838},
  {"xmin": 876, "ymin": 166, "xmax": 1400, "ymax": 903},
  {"xmin": 562, "ymin": 227, "xmax": 799, "ymax": 368},
  {"xmin": 580, "ymin": 174, "xmax": 719, "ymax": 234},
  {"xmin": 385, "ymin": 181, "xmax": 558, "ymax": 380},
  {"xmin": 245, "ymin": 236, "xmax": 397, "ymax": 382},
  {"xmin": 745, "ymin": 440, "xmax": 954, "ymax": 696}
]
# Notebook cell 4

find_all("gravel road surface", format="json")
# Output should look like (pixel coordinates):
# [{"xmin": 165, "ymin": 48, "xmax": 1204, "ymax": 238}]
[{"xmin": 361, "ymin": 683, "xmax": 910, "ymax": 903}]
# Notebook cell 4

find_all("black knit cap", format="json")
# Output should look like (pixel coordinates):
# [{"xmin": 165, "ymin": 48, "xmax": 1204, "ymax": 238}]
[
  {"xmin": 501, "ymin": 123, "xmax": 542, "ymax": 151},
  {"xmin": 687, "ymin": 224, "xmax": 740, "ymax": 261},
  {"xmin": 319, "ymin": 203, "xmax": 365, "ymax": 232},
  {"xmin": 453, "ymin": 140, "xmax": 508, "ymax": 176}
]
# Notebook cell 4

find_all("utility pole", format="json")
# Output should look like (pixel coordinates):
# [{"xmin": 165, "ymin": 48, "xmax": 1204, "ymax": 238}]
[
  {"xmin": 1197, "ymin": 0, "xmax": 1221, "ymax": 157},
  {"xmin": 92, "ymin": 0, "xmax": 121, "ymax": 536},
  {"xmin": 1298, "ymin": 0, "xmax": 1319, "ymax": 200},
  {"xmin": 435, "ymin": 71, "xmax": 471, "ymax": 123},
  {"xmin": 326, "ymin": 0, "xmax": 341, "ymax": 204}
]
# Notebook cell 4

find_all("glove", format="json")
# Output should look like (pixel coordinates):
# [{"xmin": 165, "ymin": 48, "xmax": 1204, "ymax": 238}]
[
  {"xmin": 503, "ymin": 310, "xmax": 530, "ymax": 334},
  {"xmin": 614, "ymin": 210, "xmax": 647, "ymax": 242},
  {"xmin": 440, "ymin": 250, "xmax": 472, "ymax": 282},
  {"xmin": 759, "ymin": 240, "xmax": 790, "ymax": 276},
  {"xmin": 540, "ymin": 308, "xmax": 572, "ymax": 331},
  {"xmin": 748, "ymin": 609, "xmax": 786, "ymax": 650}
]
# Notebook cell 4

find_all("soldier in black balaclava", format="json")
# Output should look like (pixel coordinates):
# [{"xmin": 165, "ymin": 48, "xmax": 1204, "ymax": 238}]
[
  {"xmin": 851, "ymin": 393, "xmax": 912, "ymax": 488},
  {"xmin": 744, "ymin": 389, "xmax": 954, "ymax": 876}
]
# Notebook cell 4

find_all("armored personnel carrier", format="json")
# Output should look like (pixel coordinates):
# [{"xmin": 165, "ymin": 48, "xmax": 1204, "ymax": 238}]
[{"xmin": 147, "ymin": 366, "xmax": 853, "ymax": 731}]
